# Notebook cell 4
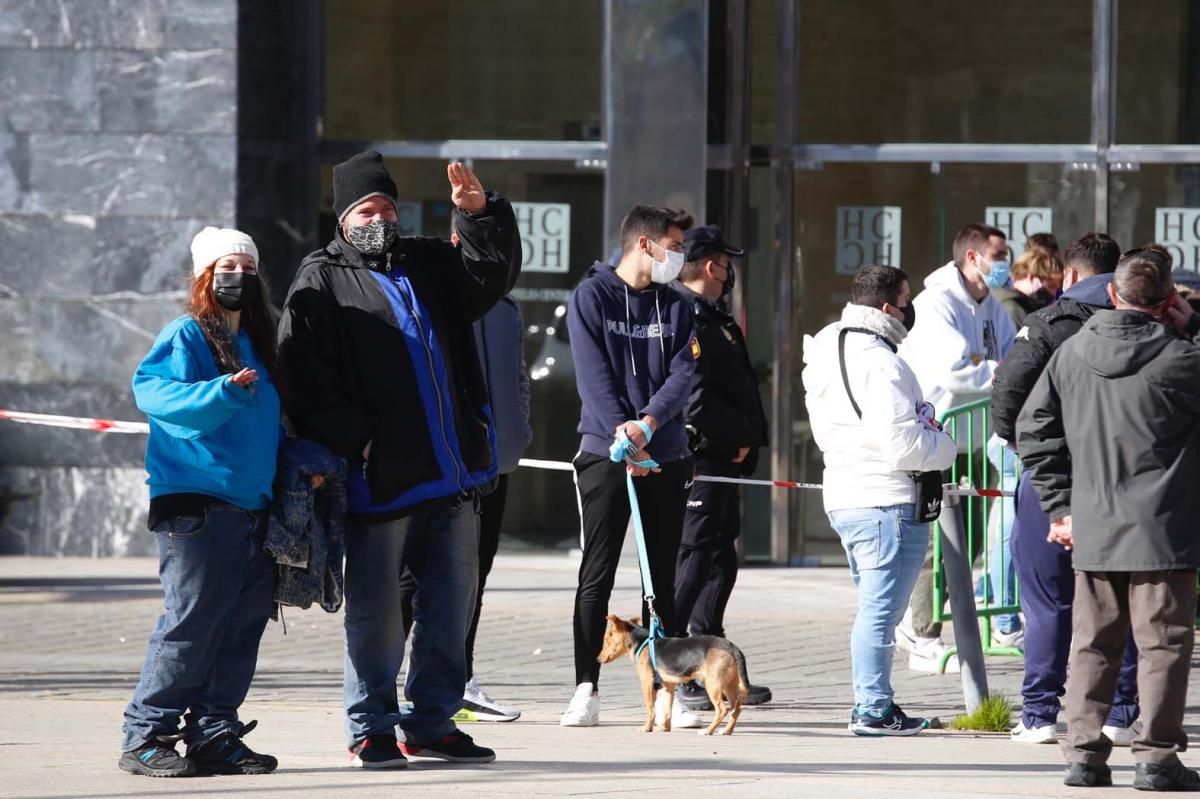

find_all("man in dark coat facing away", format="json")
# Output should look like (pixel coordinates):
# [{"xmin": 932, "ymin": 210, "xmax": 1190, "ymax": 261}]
[{"xmin": 1018, "ymin": 246, "xmax": 1200, "ymax": 791}]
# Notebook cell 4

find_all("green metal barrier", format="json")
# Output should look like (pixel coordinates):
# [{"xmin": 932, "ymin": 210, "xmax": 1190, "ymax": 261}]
[{"xmin": 929, "ymin": 398, "xmax": 1023, "ymax": 672}]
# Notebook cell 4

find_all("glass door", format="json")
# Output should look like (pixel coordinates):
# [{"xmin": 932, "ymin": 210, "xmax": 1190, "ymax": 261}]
[{"xmin": 788, "ymin": 159, "xmax": 1097, "ymax": 561}]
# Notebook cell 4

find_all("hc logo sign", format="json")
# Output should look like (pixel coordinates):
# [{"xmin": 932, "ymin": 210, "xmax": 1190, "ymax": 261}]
[
  {"xmin": 836, "ymin": 206, "xmax": 901, "ymax": 275},
  {"xmin": 1156, "ymin": 208, "xmax": 1200, "ymax": 272},
  {"xmin": 985, "ymin": 207, "xmax": 1052, "ymax": 259},
  {"xmin": 513, "ymin": 202, "xmax": 571, "ymax": 274}
]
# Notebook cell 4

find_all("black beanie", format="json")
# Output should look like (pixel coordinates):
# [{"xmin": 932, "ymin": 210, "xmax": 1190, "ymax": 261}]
[{"xmin": 332, "ymin": 150, "xmax": 398, "ymax": 222}]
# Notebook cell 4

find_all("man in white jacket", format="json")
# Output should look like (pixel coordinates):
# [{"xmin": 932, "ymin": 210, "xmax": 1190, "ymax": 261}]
[
  {"xmin": 896, "ymin": 223, "xmax": 1017, "ymax": 671},
  {"xmin": 802, "ymin": 264, "xmax": 957, "ymax": 736}
]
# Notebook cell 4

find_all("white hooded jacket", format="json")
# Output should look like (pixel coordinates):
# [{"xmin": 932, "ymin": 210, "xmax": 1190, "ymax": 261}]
[
  {"xmin": 898, "ymin": 262, "xmax": 1017, "ymax": 416},
  {"xmin": 802, "ymin": 304, "xmax": 957, "ymax": 514}
]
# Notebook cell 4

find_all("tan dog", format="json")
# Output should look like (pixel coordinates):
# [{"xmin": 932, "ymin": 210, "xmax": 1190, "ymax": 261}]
[{"xmin": 598, "ymin": 614, "xmax": 749, "ymax": 735}]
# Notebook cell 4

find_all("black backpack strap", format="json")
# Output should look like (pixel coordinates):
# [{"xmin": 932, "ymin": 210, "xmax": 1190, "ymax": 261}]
[{"xmin": 837, "ymin": 328, "xmax": 863, "ymax": 419}]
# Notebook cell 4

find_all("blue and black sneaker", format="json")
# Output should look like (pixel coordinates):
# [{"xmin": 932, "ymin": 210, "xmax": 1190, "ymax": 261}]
[
  {"xmin": 187, "ymin": 720, "xmax": 278, "ymax": 775},
  {"xmin": 848, "ymin": 704, "xmax": 929, "ymax": 737},
  {"xmin": 118, "ymin": 736, "xmax": 196, "ymax": 777}
]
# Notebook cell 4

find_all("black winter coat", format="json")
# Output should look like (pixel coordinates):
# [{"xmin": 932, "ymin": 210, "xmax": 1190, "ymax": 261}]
[{"xmin": 277, "ymin": 193, "xmax": 520, "ymax": 515}]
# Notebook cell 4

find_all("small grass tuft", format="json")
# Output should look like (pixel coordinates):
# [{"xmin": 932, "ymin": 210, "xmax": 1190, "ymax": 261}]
[{"xmin": 948, "ymin": 695, "xmax": 1014, "ymax": 732}]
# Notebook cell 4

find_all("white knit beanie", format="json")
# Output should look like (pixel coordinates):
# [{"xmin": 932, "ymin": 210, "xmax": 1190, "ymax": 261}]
[{"xmin": 190, "ymin": 226, "xmax": 259, "ymax": 277}]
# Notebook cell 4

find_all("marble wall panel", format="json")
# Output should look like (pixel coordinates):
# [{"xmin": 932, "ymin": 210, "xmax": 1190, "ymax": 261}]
[
  {"xmin": 25, "ymin": 133, "xmax": 236, "ymax": 218},
  {"xmin": 0, "ymin": 466, "xmax": 152, "ymax": 556},
  {"xmin": 0, "ymin": 297, "xmax": 181, "ymax": 384},
  {"xmin": 0, "ymin": 381, "xmax": 146, "ymax": 467},
  {"xmin": 98, "ymin": 49, "xmax": 236, "ymax": 134},
  {"xmin": 0, "ymin": 0, "xmax": 167, "ymax": 49},
  {"xmin": 0, "ymin": 50, "xmax": 98, "ymax": 132}
]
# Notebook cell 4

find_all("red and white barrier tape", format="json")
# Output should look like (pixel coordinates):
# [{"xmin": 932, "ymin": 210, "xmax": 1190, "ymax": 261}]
[
  {"xmin": 0, "ymin": 409, "xmax": 1014, "ymax": 498},
  {"xmin": 0, "ymin": 409, "xmax": 149, "ymax": 434}
]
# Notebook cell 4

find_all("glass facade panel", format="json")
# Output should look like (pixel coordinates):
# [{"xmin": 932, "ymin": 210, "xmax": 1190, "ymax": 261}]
[
  {"xmin": 323, "ymin": 1, "xmax": 603, "ymax": 141},
  {"xmin": 1116, "ymin": 1, "xmax": 1200, "ymax": 144},
  {"xmin": 749, "ymin": 0, "xmax": 779, "ymax": 145},
  {"xmin": 795, "ymin": 0, "xmax": 1093, "ymax": 144},
  {"xmin": 315, "ymin": 0, "xmax": 1200, "ymax": 561},
  {"xmin": 789, "ymin": 162, "xmax": 1096, "ymax": 559},
  {"xmin": 1110, "ymin": 164, "xmax": 1200, "ymax": 270}
]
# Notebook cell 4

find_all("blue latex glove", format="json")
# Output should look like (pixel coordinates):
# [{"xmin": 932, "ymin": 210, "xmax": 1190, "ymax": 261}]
[{"xmin": 609, "ymin": 428, "xmax": 659, "ymax": 470}]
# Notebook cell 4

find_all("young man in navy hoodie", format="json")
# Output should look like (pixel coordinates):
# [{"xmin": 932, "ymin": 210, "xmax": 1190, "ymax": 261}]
[{"xmin": 560, "ymin": 205, "xmax": 703, "ymax": 729}]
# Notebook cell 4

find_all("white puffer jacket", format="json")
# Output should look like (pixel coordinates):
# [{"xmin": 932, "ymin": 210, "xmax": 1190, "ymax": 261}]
[{"xmin": 802, "ymin": 303, "xmax": 957, "ymax": 513}]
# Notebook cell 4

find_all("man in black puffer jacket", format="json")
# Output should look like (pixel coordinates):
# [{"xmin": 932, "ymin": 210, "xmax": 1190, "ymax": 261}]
[
  {"xmin": 277, "ymin": 152, "xmax": 520, "ymax": 767},
  {"xmin": 991, "ymin": 234, "xmax": 1146, "ymax": 746}
]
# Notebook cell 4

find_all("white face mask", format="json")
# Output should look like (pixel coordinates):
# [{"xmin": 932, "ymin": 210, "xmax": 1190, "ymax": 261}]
[{"xmin": 647, "ymin": 240, "xmax": 685, "ymax": 284}]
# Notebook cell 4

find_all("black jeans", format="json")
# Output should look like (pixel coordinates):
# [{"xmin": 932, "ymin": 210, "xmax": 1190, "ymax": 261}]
[
  {"xmin": 399, "ymin": 475, "xmax": 507, "ymax": 679},
  {"xmin": 674, "ymin": 469, "xmax": 741, "ymax": 637},
  {"xmin": 571, "ymin": 451, "xmax": 693, "ymax": 687}
]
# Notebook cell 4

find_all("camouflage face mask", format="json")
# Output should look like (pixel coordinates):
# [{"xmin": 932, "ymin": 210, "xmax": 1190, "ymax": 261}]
[{"xmin": 346, "ymin": 218, "xmax": 398, "ymax": 256}]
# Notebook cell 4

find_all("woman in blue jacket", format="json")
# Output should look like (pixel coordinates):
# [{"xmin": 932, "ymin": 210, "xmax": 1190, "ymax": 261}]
[{"xmin": 119, "ymin": 227, "xmax": 283, "ymax": 778}]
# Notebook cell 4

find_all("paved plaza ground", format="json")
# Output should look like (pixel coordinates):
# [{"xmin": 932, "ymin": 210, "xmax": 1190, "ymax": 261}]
[{"xmin": 1, "ymin": 550, "xmax": 1195, "ymax": 798}]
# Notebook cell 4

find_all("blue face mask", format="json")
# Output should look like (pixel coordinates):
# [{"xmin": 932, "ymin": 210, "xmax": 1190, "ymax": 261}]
[{"xmin": 983, "ymin": 259, "xmax": 1011, "ymax": 289}]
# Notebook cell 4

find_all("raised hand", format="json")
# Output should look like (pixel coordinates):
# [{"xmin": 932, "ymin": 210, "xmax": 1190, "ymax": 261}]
[{"xmin": 448, "ymin": 162, "xmax": 486, "ymax": 213}]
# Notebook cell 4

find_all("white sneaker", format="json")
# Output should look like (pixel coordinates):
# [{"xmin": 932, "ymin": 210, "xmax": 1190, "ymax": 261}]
[
  {"xmin": 458, "ymin": 676, "xmax": 521, "ymax": 722},
  {"xmin": 1102, "ymin": 720, "xmax": 1142, "ymax": 747},
  {"xmin": 1011, "ymin": 720, "xmax": 1058, "ymax": 744},
  {"xmin": 992, "ymin": 627, "xmax": 1025, "ymax": 650},
  {"xmin": 559, "ymin": 682, "xmax": 599, "ymax": 727},
  {"xmin": 907, "ymin": 637, "xmax": 960, "ymax": 673},
  {"xmin": 895, "ymin": 608, "xmax": 919, "ymax": 654},
  {"xmin": 654, "ymin": 689, "xmax": 705, "ymax": 729}
]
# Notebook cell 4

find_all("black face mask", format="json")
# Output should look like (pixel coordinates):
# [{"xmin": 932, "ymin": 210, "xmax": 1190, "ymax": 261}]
[
  {"xmin": 721, "ymin": 263, "xmax": 736, "ymax": 299},
  {"xmin": 213, "ymin": 272, "xmax": 260, "ymax": 312},
  {"xmin": 900, "ymin": 303, "xmax": 916, "ymax": 331}
]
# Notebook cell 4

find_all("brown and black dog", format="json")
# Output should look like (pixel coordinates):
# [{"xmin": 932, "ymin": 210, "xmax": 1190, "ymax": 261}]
[{"xmin": 598, "ymin": 614, "xmax": 749, "ymax": 735}]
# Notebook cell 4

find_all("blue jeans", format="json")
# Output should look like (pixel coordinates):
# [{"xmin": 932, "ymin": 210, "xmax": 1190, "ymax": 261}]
[
  {"xmin": 122, "ymin": 505, "xmax": 274, "ymax": 751},
  {"xmin": 343, "ymin": 501, "xmax": 479, "ymax": 746},
  {"xmin": 979, "ymin": 438, "xmax": 1021, "ymax": 635},
  {"xmin": 828, "ymin": 503, "xmax": 929, "ymax": 715}
]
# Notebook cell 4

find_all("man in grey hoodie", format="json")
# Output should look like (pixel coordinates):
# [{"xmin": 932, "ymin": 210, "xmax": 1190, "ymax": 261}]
[{"xmin": 1019, "ymin": 246, "xmax": 1200, "ymax": 791}]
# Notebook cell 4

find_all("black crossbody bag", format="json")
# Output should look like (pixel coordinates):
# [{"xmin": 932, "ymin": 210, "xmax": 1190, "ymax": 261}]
[{"xmin": 837, "ymin": 328, "xmax": 944, "ymax": 523}]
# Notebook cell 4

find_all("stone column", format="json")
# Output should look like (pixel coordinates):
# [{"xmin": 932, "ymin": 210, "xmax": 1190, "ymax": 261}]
[{"xmin": 0, "ymin": 0, "xmax": 239, "ymax": 555}]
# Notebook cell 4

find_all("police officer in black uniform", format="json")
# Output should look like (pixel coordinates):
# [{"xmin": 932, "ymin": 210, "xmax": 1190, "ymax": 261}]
[{"xmin": 671, "ymin": 225, "xmax": 772, "ymax": 709}]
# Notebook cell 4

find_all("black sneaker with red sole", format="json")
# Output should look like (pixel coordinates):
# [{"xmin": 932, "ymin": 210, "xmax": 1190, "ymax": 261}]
[
  {"xmin": 349, "ymin": 734, "xmax": 409, "ymax": 769},
  {"xmin": 399, "ymin": 730, "xmax": 495, "ymax": 763}
]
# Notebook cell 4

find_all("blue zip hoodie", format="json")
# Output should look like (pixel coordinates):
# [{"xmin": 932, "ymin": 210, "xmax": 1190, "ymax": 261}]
[
  {"xmin": 567, "ymin": 261, "xmax": 698, "ymax": 463},
  {"xmin": 133, "ymin": 315, "xmax": 282, "ymax": 510},
  {"xmin": 344, "ymin": 265, "xmax": 498, "ymax": 514}
]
